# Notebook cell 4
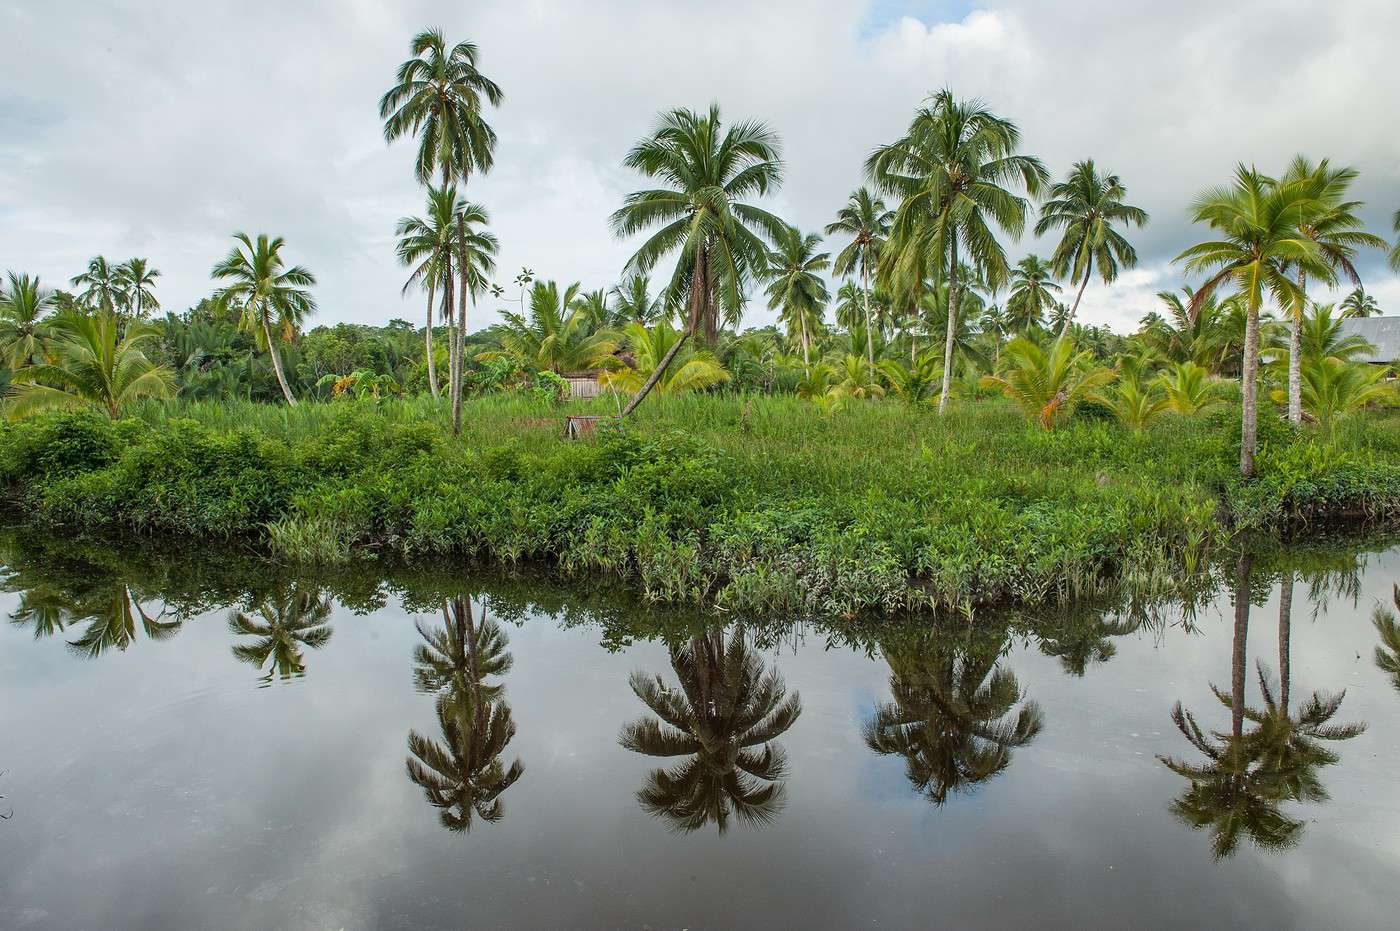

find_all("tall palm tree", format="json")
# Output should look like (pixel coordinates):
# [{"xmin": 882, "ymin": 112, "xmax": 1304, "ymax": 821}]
[
  {"xmin": 1390, "ymin": 208, "xmax": 1400, "ymax": 273},
  {"xmin": 396, "ymin": 185, "xmax": 467, "ymax": 399},
  {"xmin": 495, "ymin": 279, "xmax": 618, "ymax": 374},
  {"xmin": 1004, "ymin": 254, "xmax": 1061, "ymax": 333},
  {"xmin": 619, "ymin": 626, "xmax": 802, "ymax": 834},
  {"xmin": 1339, "ymin": 287, "xmax": 1379, "ymax": 318},
  {"xmin": 867, "ymin": 89, "xmax": 1047, "ymax": 413},
  {"xmin": 227, "ymin": 584, "xmax": 334, "ymax": 683},
  {"xmin": 1274, "ymin": 157, "xmax": 1386, "ymax": 423},
  {"xmin": 380, "ymin": 27, "xmax": 503, "ymax": 433},
  {"xmin": 1035, "ymin": 160, "xmax": 1148, "ymax": 338},
  {"xmin": 70, "ymin": 256, "xmax": 123, "ymax": 314},
  {"xmin": 0, "ymin": 272, "xmax": 55, "ymax": 370},
  {"xmin": 763, "ymin": 225, "xmax": 830, "ymax": 368},
  {"xmin": 117, "ymin": 258, "xmax": 161, "ymax": 321},
  {"xmin": 1176, "ymin": 165, "xmax": 1324, "ymax": 477},
  {"xmin": 610, "ymin": 104, "xmax": 785, "ymax": 415},
  {"xmin": 825, "ymin": 187, "xmax": 893, "ymax": 366},
  {"xmin": 6, "ymin": 311, "xmax": 174, "ymax": 419}
]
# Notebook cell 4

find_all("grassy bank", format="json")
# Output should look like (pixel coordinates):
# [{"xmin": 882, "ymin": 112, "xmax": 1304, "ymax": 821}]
[{"xmin": 3, "ymin": 394, "xmax": 1399, "ymax": 617}]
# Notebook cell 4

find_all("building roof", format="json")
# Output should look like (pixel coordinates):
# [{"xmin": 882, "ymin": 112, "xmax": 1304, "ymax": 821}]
[{"xmin": 1337, "ymin": 316, "xmax": 1400, "ymax": 363}]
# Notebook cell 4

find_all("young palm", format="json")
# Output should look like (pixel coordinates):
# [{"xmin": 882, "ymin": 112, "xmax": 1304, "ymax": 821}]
[
  {"xmin": 1157, "ymin": 361, "xmax": 1224, "ymax": 415},
  {"xmin": 1273, "ymin": 356, "xmax": 1392, "ymax": 433},
  {"xmin": 117, "ymin": 258, "xmax": 161, "ymax": 321},
  {"xmin": 395, "ymin": 185, "xmax": 466, "ymax": 399},
  {"xmin": 1005, "ymin": 254, "xmax": 1061, "ymax": 334},
  {"xmin": 825, "ymin": 187, "xmax": 893, "ymax": 366},
  {"xmin": 601, "ymin": 320, "xmax": 730, "ymax": 396},
  {"xmin": 6, "ymin": 311, "xmax": 174, "ymax": 419},
  {"xmin": 979, "ymin": 335, "xmax": 1113, "ymax": 429},
  {"xmin": 867, "ymin": 89, "xmax": 1047, "ymax": 413},
  {"xmin": 610, "ymin": 104, "xmax": 785, "ymax": 414},
  {"xmin": 210, "ymin": 233, "xmax": 317, "ymax": 406},
  {"xmin": 1274, "ymin": 157, "xmax": 1387, "ymax": 423},
  {"xmin": 380, "ymin": 27, "xmax": 502, "ymax": 432},
  {"xmin": 1035, "ymin": 160, "xmax": 1149, "ymax": 338},
  {"xmin": 1176, "ymin": 165, "xmax": 1325, "ymax": 477},
  {"xmin": 0, "ymin": 272, "xmax": 55, "ymax": 370},
  {"xmin": 70, "ymin": 256, "xmax": 124, "ymax": 314},
  {"xmin": 763, "ymin": 225, "xmax": 830, "ymax": 368},
  {"xmin": 495, "ymin": 279, "xmax": 617, "ymax": 373},
  {"xmin": 1095, "ymin": 372, "xmax": 1169, "ymax": 429}
]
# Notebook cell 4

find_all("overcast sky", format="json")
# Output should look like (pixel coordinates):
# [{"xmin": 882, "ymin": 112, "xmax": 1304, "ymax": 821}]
[{"xmin": 3, "ymin": 0, "xmax": 1398, "ymax": 334}]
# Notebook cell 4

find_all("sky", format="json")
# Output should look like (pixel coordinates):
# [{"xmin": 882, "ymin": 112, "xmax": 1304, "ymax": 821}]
[{"xmin": 2, "ymin": 0, "xmax": 1398, "ymax": 334}]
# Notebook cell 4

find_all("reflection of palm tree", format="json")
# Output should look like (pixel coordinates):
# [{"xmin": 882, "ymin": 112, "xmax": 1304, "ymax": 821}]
[
  {"xmin": 406, "ymin": 597, "xmax": 523, "ymax": 832},
  {"xmin": 1035, "ymin": 610, "xmax": 1141, "ymax": 676},
  {"xmin": 1372, "ymin": 584, "xmax": 1400, "ymax": 692},
  {"xmin": 67, "ymin": 585, "xmax": 181, "ymax": 658},
  {"xmin": 10, "ymin": 584, "xmax": 70, "ymax": 638},
  {"xmin": 227, "ymin": 584, "xmax": 334, "ymax": 682},
  {"xmin": 866, "ymin": 627, "xmax": 1042, "ymax": 805},
  {"xmin": 619, "ymin": 626, "xmax": 802, "ymax": 833}
]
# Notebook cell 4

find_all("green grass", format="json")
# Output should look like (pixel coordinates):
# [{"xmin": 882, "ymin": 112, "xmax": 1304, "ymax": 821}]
[{"xmin": 5, "ymin": 393, "xmax": 1400, "ymax": 618}]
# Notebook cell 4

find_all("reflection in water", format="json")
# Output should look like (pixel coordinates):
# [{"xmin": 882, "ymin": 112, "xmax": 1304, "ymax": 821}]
[
  {"xmin": 619, "ymin": 626, "xmax": 802, "ymax": 834},
  {"xmin": 1159, "ymin": 557, "xmax": 1366, "ymax": 860},
  {"xmin": 1374, "ymin": 584, "xmax": 1400, "ymax": 693},
  {"xmin": 227, "ymin": 584, "xmax": 333, "ymax": 683},
  {"xmin": 406, "ymin": 597, "xmax": 524, "ymax": 833},
  {"xmin": 1035, "ymin": 609, "xmax": 1143, "ymax": 677},
  {"xmin": 865, "ymin": 623, "xmax": 1042, "ymax": 805}
]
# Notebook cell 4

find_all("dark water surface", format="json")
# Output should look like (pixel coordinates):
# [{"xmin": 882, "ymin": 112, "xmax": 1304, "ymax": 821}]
[{"xmin": 1, "ymin": 532, "xmax": 1398, "ymax": 930}]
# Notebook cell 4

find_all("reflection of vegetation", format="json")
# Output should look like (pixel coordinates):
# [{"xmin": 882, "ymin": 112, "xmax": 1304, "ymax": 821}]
[
  {"xmin": 1034, "ymin": 609, "xmax": 1142, "ymax": 676},
  {"xmin": 865, "ymin": 624, "xmax": 1042, "ymax": 805},
  {"xmin": 227, "ymin": 583, "xmax": 334, "ymax": 682},
  {"xmin": 65, "ymin": 586, "xmax": 181, "ymax": 658},
  {"xmin": 2, "ymin": 559, "xmax": 181, "ymax": 658},
  {"xmin": 619, "ymin": 626, "xmax": 802, "ymax": 833},
  {"xmin": 1374, "ymin": 584, "xmax": 1400, "ymax": 692},
  {"xmin": 406, "ymin": 597, "xmax": 523, "ymax": 833}
]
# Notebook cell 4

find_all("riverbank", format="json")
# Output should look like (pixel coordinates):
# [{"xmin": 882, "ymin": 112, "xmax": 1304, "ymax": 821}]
[{"xmin": 3, "ymin": 395, "xmax": 1399, "ymax": 616}]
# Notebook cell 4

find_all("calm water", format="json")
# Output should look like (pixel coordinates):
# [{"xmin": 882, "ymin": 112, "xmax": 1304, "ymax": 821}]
[{"xmin": 1, "ymin": 532, "xmax": 1398, "ymax": 930}]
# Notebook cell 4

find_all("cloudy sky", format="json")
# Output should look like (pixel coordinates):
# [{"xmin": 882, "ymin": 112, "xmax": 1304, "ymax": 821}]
[{"xmin": 3, "ymin": 0, "xmax": 1398, "ymax": 333}]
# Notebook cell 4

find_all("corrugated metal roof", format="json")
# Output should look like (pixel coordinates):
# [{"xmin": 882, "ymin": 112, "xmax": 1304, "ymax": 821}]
[{"xmin": 1338, "ymin": 316, "xmax": 1400, "ymax": 363}]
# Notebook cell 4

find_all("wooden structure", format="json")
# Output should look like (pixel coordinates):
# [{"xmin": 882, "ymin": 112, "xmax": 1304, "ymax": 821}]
[
  {"xmin": 562, "ymin": 370, "xmax": 603, "ymax": 399},
  {"xmin": 564, "ymin": 415, "xmax": 604, "ymax": 439}
]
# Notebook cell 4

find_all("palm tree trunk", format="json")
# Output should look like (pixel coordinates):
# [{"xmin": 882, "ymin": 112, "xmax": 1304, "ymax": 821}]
[
  {"xmin": 862, "ymin": 259, "xmax": 875, "ymax": 367},
  {"xmin": 939, "ymin": 240, "xmax": 959, "ymax": 414},
  {"xmin": 1287, "ymin": 270, "xmax": 1305, "ymax": 424},
  {"xmin": 453, "ymin": 215, "xmax": 470, "ymax": 436},
  {"xmin": 425, "ymin": 278, "xmax": 439, "ymax": 400},
  {"xmin": 1278, "ymin": 571, "xmax": 1293, "ymax": 712},
  {"xmin": 621, "ymin": 316, "xmax": 695, "ymax": 418},
  {"xmin": 442, "ymin": 254, "xmax": 457, "ymax": 419},
  {"xmin": 1231, "ymin": 552, "xmax": 1253, "ymax": 740},
  {"xmin": 1059, "ymin": 257, "xmax": 1093, "ymax": 340},
  {"xmin": 1240, "ymin": 295, "xmax": 1262, "ymax": 477},
  {"xmin": 261, "ymin": 309, "xmax": 297, "ymax": 407},
  {"xmin": 800, "ymin": 312, "xmax": 810, "ymax": 369}
]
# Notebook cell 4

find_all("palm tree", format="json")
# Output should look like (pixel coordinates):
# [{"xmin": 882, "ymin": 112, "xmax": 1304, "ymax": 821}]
[
  {"xmin": 830, "ymin": 353, "xmax": 885, "ymax": 400},
  {"xmin": 227, "ymin": 584, "xmax": 333, "ymax": 682},
  {"xmin": 826, "ymin": 187, "xmax": 893, "ymax": 366},
  {"xmin": 619, "ymin": 626, "xmax": 802, "ymax": 834},
  {"xmin": 116, "ymin": 258, "xmax": 160, "ymax": 321},
  {"xmin": 6, "ymin": 311, "xmax": 174, "ymax": 418},
  {"xmin": 396, "ymin": 185, "xmax": 468, "ymax": 399},
  {"xmin": 1274, "ymin": 157, "xmax": 1387, "ymax": 424},
  {"xmin": 1339, "ymin": 287, "xmax": 1379, "ymax": 318},
  {"xmin": 70, "ymin": 256, "xmax": 123, "ymax": 314},
  {"xmin": 1158, "ymin": 361, "xmax": 1224, "ymax": 415},
  {"xmin": 1035, "ymin": 160, "xmax": 1148, "ymax": 338},
  {"xmin": 413, "ymin": 597, "xmax": 512, "ymax": 703},
  {"xmin": 1293, "ymin": 302, "xmax": 1376, "ymax": 363},
  {"xmin": 1391, "ymin": 209, "xmax": 1400, "ymax": 273},
  {"xmin": 1095, "ymin": 373, "xmax": 1168, "ymax": 429},
  {"xmin": 380, "ymin": 27, "xmax": 503, "ymax": 434},
  {"xmin": 66, "ymin": 584, "xmax": 182, "ymax": 659},
  {"xmin": 1176, "ymin": 165, "xmax": 1324, "ymax": 477},
  {"xmin": 763, "ymin": 225, "xmax": 830, "ymax": 368},
  {"xmin": 495, "ymin": 279, "xmax": 618, "ymax": 374},
  {"xmin": 868, "ymin": 89, "xmax": 1047, "ymax": 413},
  {"xmin": 1140, "ymin": 286, "xmax": 1242, "ymax": 373},
  {"xmin": 600, "ymin": 320, "xmax": 729, "ymax": 396},
  {"xmin": 1274, "ymin": 356, "xmax": 1392, "ymax": 432},
  {"xmin": 1004, "ymin": 254, "xmax": 1060, "ymax": 334},
  {"xmin": 210, "ymin": 233, "xmax": 316, "ymax": 406},
  {"xmin": 980, "ymin": 335, "xmax": 1113, "ymax": 429},
  {"xmin": 0, "ymin": 272, "xmax": 54, "ymax": 370},
  {"xmin": 865, "ymin": 626, "xmax": 1042, "ymax": 805},
  {"xmin": 879, "ymin": 351, "xmax": 942, "ymax": 406},
  {"xmin": 611, "ymin": 273, "xmax": 667, "ymax": 325},
  {"xmin": 610, "ymin": 104, "xmax": 785, "ymax": 415},
  {"xmin": 1034, "ymin": 609, "xmax": 1141, "ymax": 677}
]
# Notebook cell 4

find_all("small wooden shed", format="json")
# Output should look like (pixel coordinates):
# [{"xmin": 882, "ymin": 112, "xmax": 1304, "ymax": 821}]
[{"xmin": 562, "ymin": 370, "xmax": 603, "ymax": 399}]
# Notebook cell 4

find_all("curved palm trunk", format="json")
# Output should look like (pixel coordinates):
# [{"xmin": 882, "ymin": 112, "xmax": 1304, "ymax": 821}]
[
  {"xmin": 622, "ymin": 251, "xmax": 706, "ymax": 418},
  {"xmin": 939, "ymin": 238, "xmax": 959, "ymax": 414},
  {"xmin": 1278, "ymin": 571, "xmax": 1293, "ymax": 711},
  {"xmin": 425, "ymin": 278, "xmax": 439, "ymax": 400},
  {"xmin": 799, "ymin": 311, "xmax": 810, "ymax": 369},
  {"xmin": 1240, "ymin": 294, "xmax": 1262, "ymax": 477},
  {"xmin": 862, "ymin": 258, "xmax": 875, "ymax": 367},
  {"xmin": 1059, "ymin": 260, "xmax": 1093, "ymax": 340},
  {"xmin": 1287, "ymin": 270, "xmax": 1306, "ymax": 424},
  {"xmin": 260, "ymin": 307, "xmax": 297, "ymax": 407},
  {"xmin": 1231, "ymin": 552, "xmax": 1253, "ymax": 740}
]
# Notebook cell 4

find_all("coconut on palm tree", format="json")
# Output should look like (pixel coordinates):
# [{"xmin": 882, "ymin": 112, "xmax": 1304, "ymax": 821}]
[
  {"xmin": 1035, "ymin": 160, "xmax": 1148, "ymax": 338},
  {"xmin": 763, "ymin": 225, "xmax": 830, "ymax": 368},
  {"xmin": 6, "ymin": 311, "xmax": 173, "ymax": 419},
  {"xmin": 826, "ymin": 187, "xmax": 893, "ymax": 366},
  {"xmin": 610, "ymin": 104, "xmax": 785, "ymax": 414},
  {"xmin": 1005, "ymin": 254, "xmax": 1061, "ymax": 334},
  {"xmin": 0, "ymin": 272, "xmax": 55, "ymax": 371},
  {"xmin": 210, "ymin": 233, "xmax": 315, "ymax": 406},
  {"xmin": 868, "ymin": 89, "xmax": 1047, "ymax": 413}
]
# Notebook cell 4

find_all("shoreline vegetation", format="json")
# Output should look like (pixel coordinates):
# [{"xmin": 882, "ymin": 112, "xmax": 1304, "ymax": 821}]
[{"xmin": 2, "ymin": 395, "xmax": 1397, "ymax": 619}]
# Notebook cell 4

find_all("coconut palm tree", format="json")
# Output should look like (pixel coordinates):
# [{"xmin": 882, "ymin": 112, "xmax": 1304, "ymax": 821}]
[
  {"xmin": 1339, "ymin": 287, "xmax": 1379, "ymax": 318},
  {"xmin": 867, "ymin": 89, "xmax": 1047, "ymax": 413},
  {"xmin": 879, "ymin": 351, "xmax": 941, "ymax": 406},
  {"xmin": 210, "ymin": 233, "xmax": 316, "ymax": 406},
  {"xmin": 600, "ymin": 320, "xmax": 729, "ymax": 396},
  {"xmin": 396, "ymin": 185, "xmax": 469, "ymax": 399},
  {"xmin": 1004, "ymin": 254, "xmax": 1060, "ymax": 334},
  {"xmin": 1391, "ymin": 209, "xmax": 1400, "ymax": 273},
  {"xmin": 1035, "ymin": 160, "xmax": 1149, "ymax": 338},
  {"xmin": 1158, "ymin": 361, "xmax": 1224, "ymax": 415},
  {"xmin": 380, "ymin": 27, "xmax": 503, "ymax": 433},
  {"xmin": 1294, "ymin": 302, "xmax": 1376, "ymax": 364},
  {"xmin": 830, "ymin": 353, "xmax": 885, "ymax": 400},
  {"xmin": 611, "ymin": 273, "xmax": 667, "ymax": 325},
  {"xmin": 1176, "ymin": 164, "xmax": 1325, "ymax": 477},
  {"xmin": 865, "ymin": 626, "xmax": 1042, "ymax": 805},
  {"xmin": 1034, "ymin": 609, "xmax": 1142, "ymax": 677},
  {"xmin": 826, "ymin": 187, "xmax": 893, "ymax": 366},
  {"xmin": 1274, "ymin": 356, "xmax": 1392, "ymax": 432},
  {"xmin": 116, "ymin": 258, "xmax": 160, "ymax": 321},
  {"xmin": 1095, "ymin": 373, "xmax": 1168, "ymax": 429},
  {"xmin": 980, "ymin": 335, "xmax": 1113, "ymax": 429},
  {"xmin": 495, "ymin": 279, "xmax": 618, "ymax": 374},
  {"xmin": 619, "ymin": 626, "xmax": 802, "ymax": 834},
  {"xmin": 1140, "ymin": 286, "xmax": 1242, "ymax": 373},
  {"xmin": 6, "ymin": 311, "xmax": 173, "ymax": 419},
  {"xmin": 66, "ymin": 584, "xmax": 182, "ymax": 659},
  {"xmin": 0, "ymin": 272, "xmax": 54, "ymax": 370},
  {"xmin": 70, "ymin": 256, "xmax": 123, "ymax": 314},
  {"xmin": 227, "ymin": 583, "xmax": 334, "ymax": 683},
  {"xmin": 610, "ymin": 105, "xmax": 785, "ymax": 415},
  {"xmin": 763, "ymin": 225, "xmax": 830, "ymax": 368},
  {"xmin": 1274, "ymin": 157, "xmax": 1387, "ymax": 423}
]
